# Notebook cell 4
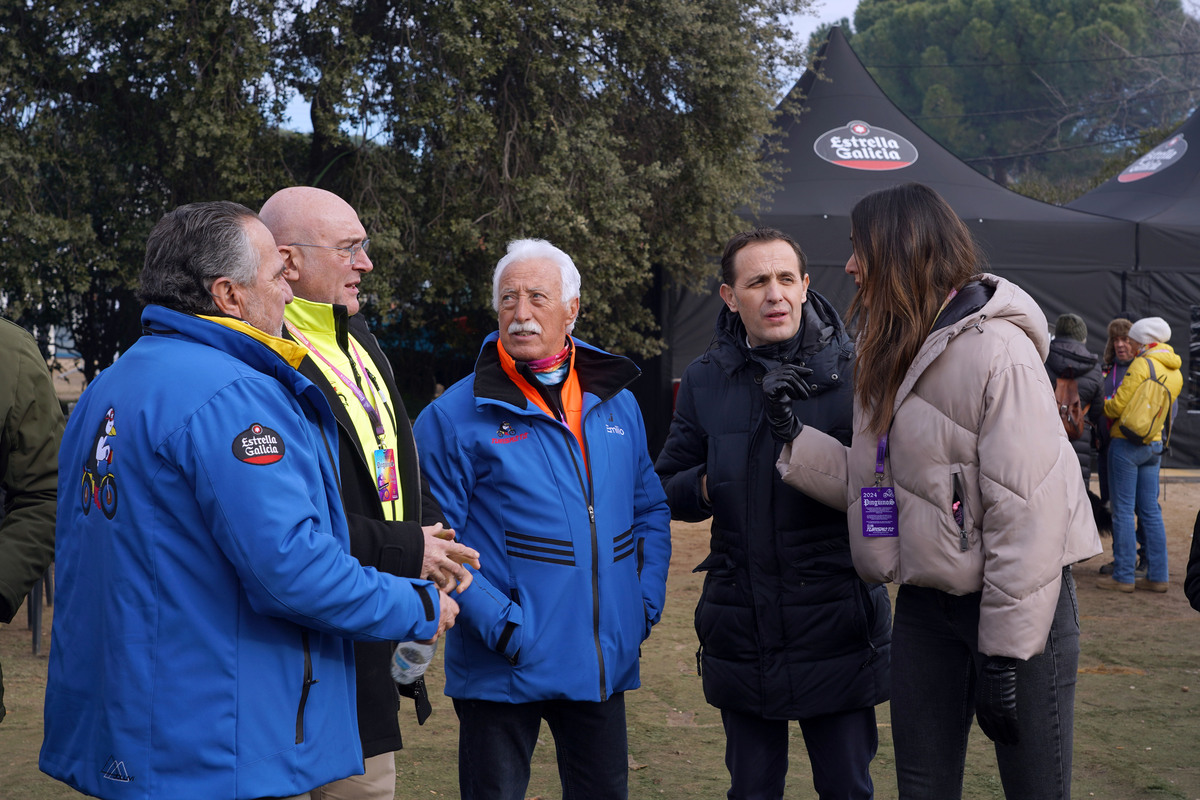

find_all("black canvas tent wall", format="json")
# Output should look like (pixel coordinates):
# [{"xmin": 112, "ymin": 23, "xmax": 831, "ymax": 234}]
[
  {"xmin": 1069, "ymin": 115, "xmax": 1200, "ymax": 466},
  {"xmin": 645, "ymin": 26, "xmax": 1156, "ymax": 458}
]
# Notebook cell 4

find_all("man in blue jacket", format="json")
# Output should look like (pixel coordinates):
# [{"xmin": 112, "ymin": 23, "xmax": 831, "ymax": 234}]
[
  {"xmin": 413, "ymin": 238, "xmax": 672, "ymax": 800},
  {"xmin": 656, "ymin": 229, "xmax": 891, "ymax": 800},
  {"xmin": 40, "ymin": 201, "xmax": 459, "ymax": 800}
]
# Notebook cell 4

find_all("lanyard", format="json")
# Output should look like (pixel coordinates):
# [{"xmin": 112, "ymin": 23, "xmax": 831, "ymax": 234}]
[
  {"xmin": 285, "ymin": 321, "xmax": 386, "ymax": 444},
  {"xmin": 874, "ymin": 433, "xmax": 888, "ymax": 487}
]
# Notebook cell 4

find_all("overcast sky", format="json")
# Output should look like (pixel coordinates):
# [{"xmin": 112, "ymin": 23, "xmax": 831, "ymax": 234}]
[{"xmin": 791, "ymin": 0, "xmax": 860, "ymax": 45}]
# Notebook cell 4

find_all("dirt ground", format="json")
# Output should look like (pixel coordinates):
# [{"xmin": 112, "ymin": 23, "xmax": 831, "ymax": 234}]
[{"xmin": 3, "ymin": 482, "xmax": 1200, "ymax": 799}]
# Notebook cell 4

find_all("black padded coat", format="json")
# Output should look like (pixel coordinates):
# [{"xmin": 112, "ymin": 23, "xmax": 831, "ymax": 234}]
[{"xmin": 655, "ymin": 293, "xmax": 891, "ymax": 719}]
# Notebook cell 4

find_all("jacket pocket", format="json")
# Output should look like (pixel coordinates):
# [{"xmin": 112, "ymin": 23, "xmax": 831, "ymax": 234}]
[
  {"xmin": 949, "ymin": 466, "xmax": 974, "ymax": 552},
  {"xmin": 853, "ymin": 582, "xmax": 883, "ymax": 670},
  {"xmin": 296, "ymin": 631, "xmax": 315, "ymax": 744}
]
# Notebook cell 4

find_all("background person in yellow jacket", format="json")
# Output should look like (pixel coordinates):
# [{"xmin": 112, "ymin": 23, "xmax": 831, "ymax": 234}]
[{"xmin": 1098, "ymin": 316, "xmax": 1183, "ymax": 594}]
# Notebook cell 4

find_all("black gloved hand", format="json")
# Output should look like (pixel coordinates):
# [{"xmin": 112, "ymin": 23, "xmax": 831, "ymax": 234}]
[
  {"xmin": 762, "ymin": 364, "xmax": 813, "ymax": 443},
  {"xmin": 975, "ymin": 656, "xmax": 1019, "ymax": 746}
]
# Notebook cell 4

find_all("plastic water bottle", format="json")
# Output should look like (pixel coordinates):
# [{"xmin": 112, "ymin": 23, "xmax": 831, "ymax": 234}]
[{"xmin": 390, "ymin": 640, "xmax": 436, "ymax": 684}]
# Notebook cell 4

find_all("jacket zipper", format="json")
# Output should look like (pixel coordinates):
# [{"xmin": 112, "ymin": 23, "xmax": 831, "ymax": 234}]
[
  {"xmin": 564, "ymin": 424, "xmax": 606, "ymax": 701},
  {"xmin": 952, "ymin": 471, "xmax": 969, "ymax": 552},
  {"xmin": 296, "ymin": 631, "xmax": 318, "ymax": 744}
]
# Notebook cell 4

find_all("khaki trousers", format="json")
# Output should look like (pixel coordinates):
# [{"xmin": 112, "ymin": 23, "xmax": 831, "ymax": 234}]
[{"xmin": 310, "ymin": 752, "xmax": 396, "ymax": 800}]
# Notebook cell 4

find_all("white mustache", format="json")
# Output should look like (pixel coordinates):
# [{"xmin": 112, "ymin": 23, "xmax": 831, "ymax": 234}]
[{"xmin": 508, "ymin": 321, "xmax": 543, "ymax": 336}]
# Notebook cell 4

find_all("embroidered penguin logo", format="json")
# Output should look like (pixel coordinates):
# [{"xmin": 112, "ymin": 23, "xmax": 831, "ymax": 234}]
[
  {"xmin": 497, "ymin": 421, "xmax": 517, "ymax": 438},
  {"xmin": 81, "ymin": 407, "xmax": 119, "ymax": 519}
]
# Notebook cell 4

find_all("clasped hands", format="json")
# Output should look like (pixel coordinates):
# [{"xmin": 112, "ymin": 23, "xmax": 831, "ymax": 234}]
[{"xmin": 423, "ymin": 523, "xmax": 481, "ymax": 640}]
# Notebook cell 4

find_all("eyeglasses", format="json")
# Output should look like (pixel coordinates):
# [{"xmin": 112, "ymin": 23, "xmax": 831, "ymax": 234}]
[{"xmin": 288, "ymin": 239, "xmax": 371, "ymax": 265}]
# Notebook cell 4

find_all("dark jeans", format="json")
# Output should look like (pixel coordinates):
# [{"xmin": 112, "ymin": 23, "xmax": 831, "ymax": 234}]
[
  {"xmin": 890, "ymin": 569, "xmax": 1079, "ymax": 800},
  {"xmin": 721, "ymin": 706, "xmax": 878, "ymax": 800},
  {"xmin": 454, "ymin": 694, "xmax": 628, "ymax": 800}
]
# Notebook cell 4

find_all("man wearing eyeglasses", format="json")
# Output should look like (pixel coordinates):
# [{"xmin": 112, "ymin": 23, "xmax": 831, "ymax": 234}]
[{"xmin": 260, "ymin": 187, "xmax": 480, "ymax": 800}]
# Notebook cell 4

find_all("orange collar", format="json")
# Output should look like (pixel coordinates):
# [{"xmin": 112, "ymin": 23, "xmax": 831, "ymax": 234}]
[{"xmin": 497, "ymin": 338, "xmax": 586, "ymax": 464}]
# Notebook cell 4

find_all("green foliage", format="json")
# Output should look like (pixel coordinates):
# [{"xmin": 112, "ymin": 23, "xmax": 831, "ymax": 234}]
[
  {"xmin": 2, "ymin": 1, "xmax": 814, "ymax": 385},
  {"xmin": 0, "ymin": 0, "xmax": 294, "ymax": 380},
  {"xmin": 850, "ymin": 0, "xmax": 1200, "ymax": 186},
  {"xmin": 283, "ymin": 0, "xmax": 815, "ymax": 364}
]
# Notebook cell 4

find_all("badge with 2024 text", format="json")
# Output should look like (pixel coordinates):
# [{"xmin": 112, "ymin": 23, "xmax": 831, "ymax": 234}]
[
  {"xmin": 374, "ymin": 448, "xmax": 399, "ymax": 502},
  {"xmin": 860, "ymin": 486, "xmax": 898, "ymax": 537}
]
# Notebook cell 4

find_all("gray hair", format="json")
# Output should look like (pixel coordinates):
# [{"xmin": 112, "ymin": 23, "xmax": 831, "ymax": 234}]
[
  {"xmin": 138, "ymin": 201, "xmax": 260, "ymax": 315},
  {"xmin": 492, "ymin": 239, "xmax": 581, "ymax": 332}
]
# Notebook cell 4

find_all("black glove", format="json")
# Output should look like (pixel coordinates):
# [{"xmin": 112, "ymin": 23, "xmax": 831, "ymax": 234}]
[
  {"xmin": 762, "ymin": 364, "xmax": 813, "ymax": 443},
  {"xmin": 975, "ymin": 656, "xmax": 1019, "ymax": 746}
]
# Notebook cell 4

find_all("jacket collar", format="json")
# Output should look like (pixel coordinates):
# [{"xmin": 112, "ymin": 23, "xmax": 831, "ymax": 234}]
[
  {"xmin": 141, "ymin": 305, "xmax": 314, "ymax": 391},
  {"xmin": 471, "ymin": 331, "xmax": 640, "ymax": 410},
  {"xmin": 283, "ymin": 296, "xmax": 353, "ymax": 352},
  {"xmin": 708, "ymin": 289, "xmax": 844, "ymax": 376},
  {"xmin": 891, "ymin": 273, "xmax": 1044, "ymax": 416}
]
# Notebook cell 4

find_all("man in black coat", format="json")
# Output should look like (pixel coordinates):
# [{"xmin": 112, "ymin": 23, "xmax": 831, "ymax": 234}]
[
  {"xmin": 261, "ymin": 187, "xmax": 479, "ymax": 800},
  {"xmin": 656, "ymin": 229, "xmax": 891, "ymax": 800}
]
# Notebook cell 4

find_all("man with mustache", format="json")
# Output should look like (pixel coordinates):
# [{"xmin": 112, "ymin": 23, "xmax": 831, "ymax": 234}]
[
  {"xmin": 260, "ymin": 187, "xmax": 480, "ymax": 800},
  {"xmin": 413, "ymin": 238, "xmax": 672, "ymax": 800}
]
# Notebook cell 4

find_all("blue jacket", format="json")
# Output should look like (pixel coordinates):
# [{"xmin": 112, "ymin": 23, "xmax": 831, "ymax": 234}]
[
  {"xmin": 40, "ymin": 306, "xmax": 441, "ymax": 800},
  {"xmin": 413, "ymin": 333, "xmax": 671, "ymax": 702}
]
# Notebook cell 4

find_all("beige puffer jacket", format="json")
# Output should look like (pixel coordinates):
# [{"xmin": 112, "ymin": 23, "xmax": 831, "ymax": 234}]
[{"xmin": 777, "ymin": 274, "xmax": 1101, "ymax": 660}]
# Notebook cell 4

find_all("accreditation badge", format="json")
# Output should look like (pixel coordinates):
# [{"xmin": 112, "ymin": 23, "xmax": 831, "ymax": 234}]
[
  {"xmin": 374, "ymin": 448, "xmax": 399, "ymax": 502},
  {"xmin": 860, "ymin": 486, "xmax": 898, "ymax": 537}
]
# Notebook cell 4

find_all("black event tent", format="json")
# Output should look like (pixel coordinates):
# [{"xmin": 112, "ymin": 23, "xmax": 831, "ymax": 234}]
[
  {"xmin": 636, "ymin": 26, "xmax": 1153, "ymax": 459},
  {"xmin": 1069, "ymin": 116, "xmax": 1200, "ymax": 466}
]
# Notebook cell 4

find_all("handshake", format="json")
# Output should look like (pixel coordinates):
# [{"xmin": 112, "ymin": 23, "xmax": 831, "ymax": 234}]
[{"xmin": 762, "ymin": 363, "xmax": 813, "ymax": 443}]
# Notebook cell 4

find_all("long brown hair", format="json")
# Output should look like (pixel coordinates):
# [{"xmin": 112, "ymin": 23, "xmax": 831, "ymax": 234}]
[{"xmin": 847, "ymin": 183, "xmax": 980, "ymax": 436}]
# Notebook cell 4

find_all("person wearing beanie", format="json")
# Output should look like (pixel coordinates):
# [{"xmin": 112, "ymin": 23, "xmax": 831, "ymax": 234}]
[
  {"xmin": 1128, "ymin": 316, "xmax": 1171, "ymax": 346},
  {"xmin": 1054, "ymin": 313, "xmax": 1089, "ymax": 343},
  {"xmin": 1099, "ymin": 316, "xmax": 1183, "ymax": 594},
  {"xmin": 1045, "ymin": 312, "xmax": 1103, "ymax": 487}
]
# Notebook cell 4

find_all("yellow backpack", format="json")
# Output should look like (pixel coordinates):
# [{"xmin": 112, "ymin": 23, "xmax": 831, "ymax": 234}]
[{"xmin": 1116, "ymin": 357, "xmax": 1175, "ymax": 446}]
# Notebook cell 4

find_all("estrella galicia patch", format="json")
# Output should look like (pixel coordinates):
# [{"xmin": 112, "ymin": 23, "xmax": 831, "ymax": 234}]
[{"xmin": 233, "ymin": 423, "xmax": 285, "ymax": 465}]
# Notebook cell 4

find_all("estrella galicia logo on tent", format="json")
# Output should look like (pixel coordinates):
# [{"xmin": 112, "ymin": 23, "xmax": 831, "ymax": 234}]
[
  {"xmin": 1118, "ymin": 135, "xmax": 1187, "ymax": 183},
  {"xmin": 813, "ymin": 120, "xmax": 918, "ymax": 171},
  {"xmin": 232, "ymin": 423, "xmax": 285, "ymax": 465}
]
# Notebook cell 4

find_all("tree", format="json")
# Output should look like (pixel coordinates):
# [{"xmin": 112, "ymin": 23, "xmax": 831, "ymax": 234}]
[
  {"xmin": 848, "ymin": 0, "xmax": 1200, "ymax": 186},
  {"xmin": 0, "ymin": 1, "xmax": 297, "ymax": 381},
  {"xmin": 3, "ymin": 0, "xmax": 815, "ymax": 393},
  {"xmin": 283, "ymin": 0, "xmax": 815, "ymax": 373}
]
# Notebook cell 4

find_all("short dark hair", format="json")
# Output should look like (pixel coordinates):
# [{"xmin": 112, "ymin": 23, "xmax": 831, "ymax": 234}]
[
  {"xmin": 138, "ymin": 201, "xmax": 260, "ymax": 315},
  {"xmin": 720, "ymin": 228, "xmax": 807, "ymax": 287}
]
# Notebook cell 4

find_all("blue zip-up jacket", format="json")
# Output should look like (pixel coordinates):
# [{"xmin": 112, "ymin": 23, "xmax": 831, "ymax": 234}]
[
  {"xmin": 40, "ymin": 306, "xmax": 440, "ymax": 800},
  {"xmin": 413, "ymin": 333, "xmax": 671, "ymax": 702}
]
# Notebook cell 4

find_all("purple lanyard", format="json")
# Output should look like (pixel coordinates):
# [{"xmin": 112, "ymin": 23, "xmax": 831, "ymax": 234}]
[
  {"xmin": 875, "ymin": 433, "xmax": 888, "ymax": 486},
  {"xmin": 286, "ymin": 321, "xmax": 385, "ymax": 443}
]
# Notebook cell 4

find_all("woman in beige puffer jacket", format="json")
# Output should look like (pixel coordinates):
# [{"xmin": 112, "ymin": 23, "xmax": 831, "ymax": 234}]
[{"xmin": 765, "ymin": 183, "xmax": 1100, "ymax": 800}]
